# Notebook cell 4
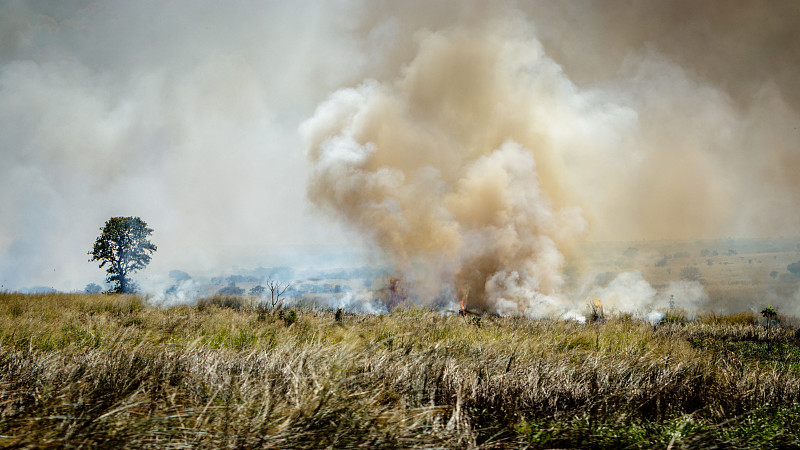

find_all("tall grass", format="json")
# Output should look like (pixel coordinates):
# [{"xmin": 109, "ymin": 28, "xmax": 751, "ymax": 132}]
[{"xmin": 1, "ymin": 292, "xmax": 799, "ymax": 448}]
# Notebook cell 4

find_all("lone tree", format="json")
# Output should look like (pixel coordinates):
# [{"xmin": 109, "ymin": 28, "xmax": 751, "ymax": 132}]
[{"xmin": 89, "ymin": 216, "xmax": 157, "ymax": 293}]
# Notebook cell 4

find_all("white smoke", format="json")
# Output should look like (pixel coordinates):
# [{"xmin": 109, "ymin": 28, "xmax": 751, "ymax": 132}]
[
  {"xmin": 146, "ymin": 278, "xmax": 203, "ymax": 307},
  {"xmin": 0, "ymin": 1, "xmax": 364, "ymax": 292},
  {"xmin": 333, "ymin": 292, "xmax": 388, "ymax": 315},
  {"xmin": 658, "ymin": 280, "xmax": 709, "ymax": 311},
  {"xmin": 646, "ymin": 311, "xmax": 665, "ymax": 325},
  {"xmin": 588, "ymin": 272, "xmax": 708, "ymax": 320},
  {"xmin": 594, "ymin": 271, "xmax": 658, "ymax": 314}
]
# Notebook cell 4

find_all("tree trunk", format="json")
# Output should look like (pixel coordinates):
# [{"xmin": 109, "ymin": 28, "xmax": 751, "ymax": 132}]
[{"xmin": 120, "ymin": 269, "xmax": 127, "ymax": 293}]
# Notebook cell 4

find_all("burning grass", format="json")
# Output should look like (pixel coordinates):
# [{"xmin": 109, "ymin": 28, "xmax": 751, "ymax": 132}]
[{"xmin": 1, "ymin": 292, "xmax": 800, "ymax": 448}]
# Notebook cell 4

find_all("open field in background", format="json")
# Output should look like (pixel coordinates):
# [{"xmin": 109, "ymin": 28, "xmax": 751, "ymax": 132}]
[
  {"xmin": 2, "ymin": 293, "xmax": 800, "ymax": 448},
  {"xmin": 124, "ymin": 238, "xmax": 800, "ymax": 316},
  {"xmin": 583, "ymin": 238, "xmax": 800, "ymax": 314}
]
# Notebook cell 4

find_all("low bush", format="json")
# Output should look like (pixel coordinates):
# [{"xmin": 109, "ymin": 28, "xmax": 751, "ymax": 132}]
[{"xmin": 196, "ymin": 294, "xmax": 250, "ymax": 311}]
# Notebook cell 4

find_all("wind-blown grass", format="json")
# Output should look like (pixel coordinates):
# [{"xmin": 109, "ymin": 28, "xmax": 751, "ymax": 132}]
[{"xmin": 1, "ymin": 292, "xmax": 799, "ymax": 448}]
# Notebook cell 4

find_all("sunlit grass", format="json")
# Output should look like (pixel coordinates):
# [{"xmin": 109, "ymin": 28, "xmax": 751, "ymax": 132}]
[{"xmin": 1, "ymin": 292, "xmax": 799, "ymax": 448}]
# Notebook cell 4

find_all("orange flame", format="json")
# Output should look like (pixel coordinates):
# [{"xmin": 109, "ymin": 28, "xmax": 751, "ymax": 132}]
[
  {"xmin": 593, "ymin": 299, "xmax": 604, "ymax": 318},
  {"xmin": 459, "ymin": 288, "xmax": 469, "ymax": 315}
]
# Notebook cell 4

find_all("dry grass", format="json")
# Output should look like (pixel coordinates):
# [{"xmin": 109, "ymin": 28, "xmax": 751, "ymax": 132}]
[
  {"xmin": 698, "ymin": 311, "xmax": 758, "ymax": 326},
  {"xmin": 1, "ymin": 292, "xmax": 800, "ymax": 448}
]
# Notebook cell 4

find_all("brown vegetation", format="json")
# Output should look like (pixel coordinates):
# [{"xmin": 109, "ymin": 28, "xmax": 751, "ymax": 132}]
[{"xmin": 1, "ymin": 292, "xmax": 799, "ymax": 448}]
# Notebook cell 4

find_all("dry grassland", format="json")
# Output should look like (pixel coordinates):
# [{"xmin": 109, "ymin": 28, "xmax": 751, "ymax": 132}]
[{"xmin": 1, "ymin": 292, "xmax": 800, "ymax": 448}]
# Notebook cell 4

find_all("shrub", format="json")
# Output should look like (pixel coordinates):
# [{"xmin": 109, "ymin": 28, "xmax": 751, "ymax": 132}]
[
  {"xmin": 335, "ymin": 308, "xmax": 344, "ymax": 323},
  {"xmin": 281, "ymin": 309, "xmax": 297, "ymax": 326},
  {"xmin": 216, "ymin": 283, "xmax": 245, "ymax": 296},
  {"xmin": 197, "ymin": 295, "xmax": 246, "ymax": 311}
]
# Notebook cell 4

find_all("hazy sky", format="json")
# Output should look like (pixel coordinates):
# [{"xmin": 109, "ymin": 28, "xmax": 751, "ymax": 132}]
[{"xmin": 2, "ymin": 1, "xmax": 799, "ymax": 292}]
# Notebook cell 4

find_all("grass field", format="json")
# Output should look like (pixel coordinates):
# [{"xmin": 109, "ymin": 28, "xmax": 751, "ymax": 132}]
[{"xmin": 2, "ymin": 292, "xmax": 800, "ymax": 448}]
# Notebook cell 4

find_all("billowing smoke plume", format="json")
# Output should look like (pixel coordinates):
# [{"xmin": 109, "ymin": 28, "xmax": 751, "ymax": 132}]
[
  {"xmin": 303, "ymin": 6, "xmax": 800, "ymax": 314},
  {"xmin": 302, "ymin": 24, "xmax": 592, "ymax": 313}
]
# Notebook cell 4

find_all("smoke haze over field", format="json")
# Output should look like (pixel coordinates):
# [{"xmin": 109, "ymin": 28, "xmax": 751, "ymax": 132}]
[
  {"xmin": 0, "ymin": 1, "xmax": 367, "ymax": 291},
  {"xmin": 2, "ymin": 1, "xmax": 800, "ymax": 313}
]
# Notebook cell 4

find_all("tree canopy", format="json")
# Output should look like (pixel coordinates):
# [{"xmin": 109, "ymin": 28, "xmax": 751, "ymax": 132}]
[{"xmin": 89, "ymin": 216, "xmax": 157, "ymax": 293}]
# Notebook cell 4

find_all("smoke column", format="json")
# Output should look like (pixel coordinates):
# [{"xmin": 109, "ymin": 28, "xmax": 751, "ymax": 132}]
[
  {"xmin": 303, "ymin": 5, "xmax": 800, "ymax": 314},
  {"xmin": 302, "ymin": 24, "xmax": 592, "ymax": 313}
]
